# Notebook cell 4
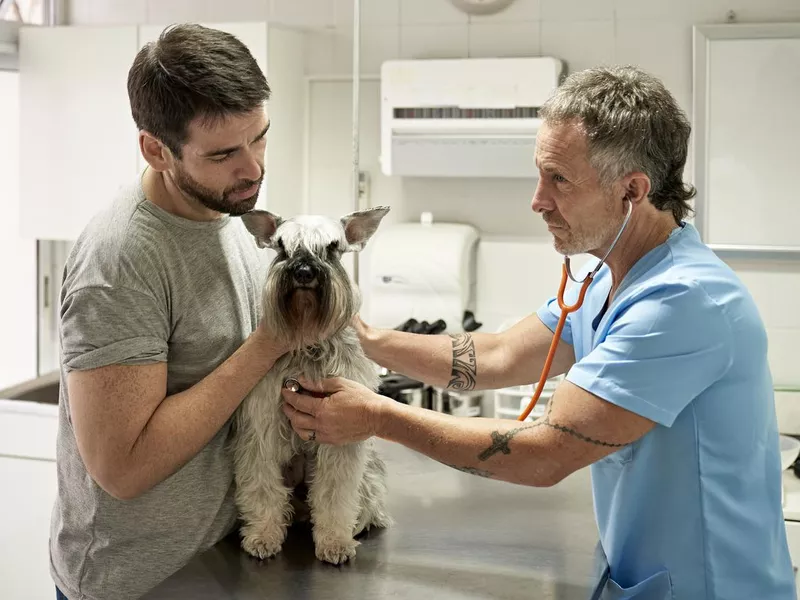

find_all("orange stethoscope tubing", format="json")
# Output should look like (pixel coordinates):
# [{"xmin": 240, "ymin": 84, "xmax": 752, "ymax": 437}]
[
  {"xmin": 517, "ymin": 200, "xmax": 634, "ymax": 422},
  {"xmin": 517, "ymin": 265, "xmax": 593, "ymax": 421}
]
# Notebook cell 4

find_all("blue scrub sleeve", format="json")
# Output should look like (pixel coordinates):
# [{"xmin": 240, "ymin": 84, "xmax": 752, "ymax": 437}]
[
  {"xmin": 565, "ymin": 281, "xmax": 734, "ymax": 427},
  {"xmin": 536, "ymin": 258, "xmax": 600, "ymax": 345},
  {"xmin": 536, "ymin": 296, "xmax": 573, "ymax": 344}
]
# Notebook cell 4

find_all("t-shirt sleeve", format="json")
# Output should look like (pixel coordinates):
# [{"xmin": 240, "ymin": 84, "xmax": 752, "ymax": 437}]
[
  {"xmin": 565, "ymin": 281, "xmax": 734, "ymax": 427},
  {"xmin": 60, "ymin": 286, "xmax": 170, "ymax": 372}
]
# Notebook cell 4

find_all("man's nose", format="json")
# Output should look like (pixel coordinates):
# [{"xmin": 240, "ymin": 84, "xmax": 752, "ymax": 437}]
[
  {"xmin": 531, "ymin": 180, "xmax": 552, "ymax": 213},
  {"xmin": 238, "ymin": 151, "xmax": 263, "ymax": 182}
]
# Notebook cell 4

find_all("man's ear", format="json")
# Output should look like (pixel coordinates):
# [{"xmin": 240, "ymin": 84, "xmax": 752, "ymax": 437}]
[
  {"xmin": 341, "ymin": 206, "xmax": 391, "ymax": 252},
  {"xmin": 623, "ymin": 172, "xmax": 652, "ymax": 205},
  {"xmin": 139, "ymin": 131, "xmax": 173, "ymax": 172},
  {"xmin": 241, "ymin": 209, "xmax": 283, "ymax": 249}
]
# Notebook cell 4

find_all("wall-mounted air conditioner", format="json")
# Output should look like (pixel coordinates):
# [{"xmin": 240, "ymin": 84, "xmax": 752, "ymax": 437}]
[{"xmin": 380, "ymin": 57, "xmax": 564, "ymax": 179}]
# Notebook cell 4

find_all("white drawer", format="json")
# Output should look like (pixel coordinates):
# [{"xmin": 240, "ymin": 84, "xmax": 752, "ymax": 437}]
[{"xmin": 0, "ymin": 400, "xmax": 58, "ymax": 461}]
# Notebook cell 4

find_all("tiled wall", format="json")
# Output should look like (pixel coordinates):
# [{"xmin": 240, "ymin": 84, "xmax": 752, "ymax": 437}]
[{"xmin": 64, "ymin": 0, "xmax": 800, "ymax": 394}]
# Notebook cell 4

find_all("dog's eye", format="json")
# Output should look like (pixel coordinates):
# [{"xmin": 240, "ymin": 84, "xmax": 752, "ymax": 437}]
[{"xmin": 327, "ymin": 242, "xmax": 341, "ymax": 254}]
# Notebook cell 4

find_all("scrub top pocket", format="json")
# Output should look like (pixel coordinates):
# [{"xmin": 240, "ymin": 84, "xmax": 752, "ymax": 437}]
[{"xmin": 601, "ymin": 570, "xmax": 673, "ymax": 599}]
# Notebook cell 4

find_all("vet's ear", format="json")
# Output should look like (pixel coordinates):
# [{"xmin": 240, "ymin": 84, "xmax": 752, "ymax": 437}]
[
  {"xmin": 341, "ymin": 206, "xmax": 390, "ymax": 251},
  {"xmin": 241, "ymin": 209, "xmax": 282, "ymax": 249}
]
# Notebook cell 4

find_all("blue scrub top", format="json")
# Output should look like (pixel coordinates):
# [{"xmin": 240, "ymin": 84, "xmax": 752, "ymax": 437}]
[{"xmin": 536, "ymin": 222, "xmax": 795, "ymax": 599}]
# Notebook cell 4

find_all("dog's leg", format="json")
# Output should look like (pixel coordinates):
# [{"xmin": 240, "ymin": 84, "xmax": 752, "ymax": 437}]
[
  {"xmin": 308, "ymin": 443, "xmax": 367, "ymax": 564},
  {"xmin": 354, "ymin": 443, "xmax": 393, "ymax": 536},
  {"xmin": 233, "ymin": 406, "xmax": 296, "ymax": 560}
]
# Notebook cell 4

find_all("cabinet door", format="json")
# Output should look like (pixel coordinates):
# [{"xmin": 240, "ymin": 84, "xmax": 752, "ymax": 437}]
[
  {"xmin": 136, "ymin": 23, "xmax": 269, "ymax": 209},
  {"xmin": 0, "ymin": 456, "xmax": 58, "ymax": 600},
  {"xmin": 18, "ymin": 26, "xmax": 140, "ymax": 241}
]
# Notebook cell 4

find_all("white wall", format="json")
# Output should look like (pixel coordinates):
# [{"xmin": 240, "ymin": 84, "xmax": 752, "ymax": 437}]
[
  {"xmin": 63, "ymin": 0, "xmax": 800, "ymax": 391},
  {"xmin": 0, "ymin": 71, "xmax": 37, "ymax": 390}
]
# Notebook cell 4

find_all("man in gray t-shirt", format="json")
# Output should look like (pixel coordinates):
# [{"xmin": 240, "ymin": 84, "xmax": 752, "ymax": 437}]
[{"xmin": 50, "ymin": 25, "xmax": 288, "ymax": 600}]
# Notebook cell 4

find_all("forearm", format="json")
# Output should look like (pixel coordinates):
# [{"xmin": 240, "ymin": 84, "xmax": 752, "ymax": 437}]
[
  {"xmin": 362, "ymin": 327, "xmax": 505, "ymax": 391},
  {"xmin": 123, "ymin": 334, "xmax": 282, "ymax": 496},
  {"xmin": 375, "ymin": 399, "xmax": 562, "ymax": 487}
]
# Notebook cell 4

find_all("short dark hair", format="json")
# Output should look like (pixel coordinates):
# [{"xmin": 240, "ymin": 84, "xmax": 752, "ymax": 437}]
[
  {"xmin": 540, "ymin": 65, "xmax": 695, "ymax": 223},
  {"xmin": 127, "ymin": 24, "xmax": 271, "ymax": 158}
]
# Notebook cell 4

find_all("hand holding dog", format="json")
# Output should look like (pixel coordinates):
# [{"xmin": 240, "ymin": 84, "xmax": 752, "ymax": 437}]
[{"xmin": 281, "ymin": 376, "xmax": 389, "ymax": 445}]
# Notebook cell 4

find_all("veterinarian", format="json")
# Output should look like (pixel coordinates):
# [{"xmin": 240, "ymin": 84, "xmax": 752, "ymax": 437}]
[
  {"xmin": 282, "ymin": 66, "xmax": 796, "ymax": 599},
  {"xmin": 49, "ymin": 25, "xmax": 292, "ymax": 600}
]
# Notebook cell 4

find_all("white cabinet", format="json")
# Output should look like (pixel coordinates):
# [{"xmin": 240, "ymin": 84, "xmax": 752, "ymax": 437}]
[
  {"xmin": 0, "ymin": 400, "xmax": 59, "ymax": 600},
  {"xmin": 18, "ymin": 22, "xmax": 306, "ymax": 241},
  {"xmin": 0, "ymin": 457, "xmax": 58, "ymax": 600},
  {"xmin": 18, "ymin": 25, "xmax": 140, "ymax": 241},
  {"xmin": 0, "ymin": 70, "xmax": 37, "ymax": 390}
]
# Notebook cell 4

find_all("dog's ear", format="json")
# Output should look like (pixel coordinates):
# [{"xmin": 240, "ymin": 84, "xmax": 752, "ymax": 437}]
[
  {"xmin": 341, "ymin": 206, "xmax": 390, "ymax": 251},
  {"xmin": 241, "ymin": 209, "xmax": 282, "ymax": 249}
]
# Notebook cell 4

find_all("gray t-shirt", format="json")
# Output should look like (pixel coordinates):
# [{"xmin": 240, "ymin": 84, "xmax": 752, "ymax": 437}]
[{"xmin": 49, "ymin": 176, "xmax": 270, "ymax": 600}]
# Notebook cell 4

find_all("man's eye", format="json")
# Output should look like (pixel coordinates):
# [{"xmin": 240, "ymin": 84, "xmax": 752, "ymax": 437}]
[
  {"xmin": 211, "ymin": 154, "xmax": 232, "ymax": 163},
  {"xmin": 553, "ymin": 174, "xmax": 567, "ymax": 183}
]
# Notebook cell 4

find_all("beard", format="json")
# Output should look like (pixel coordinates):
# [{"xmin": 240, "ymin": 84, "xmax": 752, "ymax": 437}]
[
  {"xmin": 545, "ymin": 196, "xmax": 625, "ymax": 257},
  {"xmin": 172, "ymin": 162, "xmax": 263, "ymax": 216}
]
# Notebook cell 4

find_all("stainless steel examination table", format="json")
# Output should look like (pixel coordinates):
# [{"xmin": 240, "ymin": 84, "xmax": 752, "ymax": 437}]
[{"xmin": 143, "ymin": 439, "xmax": 600, "ymax": 600}]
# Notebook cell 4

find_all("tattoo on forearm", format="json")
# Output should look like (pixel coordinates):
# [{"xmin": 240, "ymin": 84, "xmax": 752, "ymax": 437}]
[
  {"xmin": 477, "ymin": 403, "xmax": 628, "ymax": 463},
  {"xmin": 544, "ymin": 422, "xmax": 627, "ymax": 448},
  {"xmin": 477, "ymin": 423, "xmax": 542, "ymax": 461},
  {"xmin": 447, "ymin": 334, "xmax": 477, "ymax": 391},
  {"xmin": 445, "ymin": 463, "xmax": 494, "ymax": 478}
]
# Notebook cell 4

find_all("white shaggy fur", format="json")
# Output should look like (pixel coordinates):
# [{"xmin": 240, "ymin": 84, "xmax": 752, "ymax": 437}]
[{"xmin": 232, "ymin": 206, "xmax": 392, "ymax": 565}]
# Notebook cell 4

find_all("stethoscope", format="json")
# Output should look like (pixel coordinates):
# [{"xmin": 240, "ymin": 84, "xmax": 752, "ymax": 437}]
[{"xmin": 518, "ymin": 200, "xmax": 634, "ymax": 421}]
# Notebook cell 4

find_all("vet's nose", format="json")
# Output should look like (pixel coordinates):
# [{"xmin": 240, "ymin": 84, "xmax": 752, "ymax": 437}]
[{"xmin": 293, "ymin": 263, "xmax": 317, "ymax": 285}]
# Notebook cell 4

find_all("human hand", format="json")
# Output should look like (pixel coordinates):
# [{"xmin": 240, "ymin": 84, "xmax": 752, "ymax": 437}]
[
  {"xmin": 281, "ymin": 376, "xmax": 390, "ymax": 445},
  {"xmin": 351, "ymin": 314, "xmax": 381, "ymax": 351},
  {"xmin": 251, "ymin": 318, "xmax": 292, "ymax": 359}
]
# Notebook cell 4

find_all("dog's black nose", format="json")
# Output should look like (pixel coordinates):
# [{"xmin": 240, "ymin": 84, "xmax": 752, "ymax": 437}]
[{"xmin": 293, "ymin": 263, "xmax": 316, "ymax": 285}]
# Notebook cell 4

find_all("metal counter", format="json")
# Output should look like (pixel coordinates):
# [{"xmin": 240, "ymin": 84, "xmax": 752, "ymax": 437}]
[{"xmin": 144, "ymin": 439, "xmax": 600, "ymax": 600}]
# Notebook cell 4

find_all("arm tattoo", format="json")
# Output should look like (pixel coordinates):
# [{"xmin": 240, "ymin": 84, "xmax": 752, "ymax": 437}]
[
  {"xmin": 445, "ymin": 463, "xmax": 494, "ymax": 479},
  {"xmin": 447, "ymin": 334, "xmax": 477, "ymax": 391},
  {"xmin": 477, "ymin": 423, "xmax": 542, "ymax": 461},
  {"xmin": 477, "ymin": 399, "xmax": 628, "ymax": 463}
]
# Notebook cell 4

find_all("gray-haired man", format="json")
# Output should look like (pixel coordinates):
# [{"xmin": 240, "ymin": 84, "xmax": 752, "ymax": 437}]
[{"xmin": 282, "ymin": 66, "xmax": 796, "ymax": 599}]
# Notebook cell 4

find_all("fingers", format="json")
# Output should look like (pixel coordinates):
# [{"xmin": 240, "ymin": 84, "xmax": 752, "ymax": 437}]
[
  {"xmin": 281, "ymin": 403, "xmax": 324, "ymax": 444},
  {"xmin": 296, "ymin": 429, "xmax": 317, "ymax": 443},
  {"xmin": 281, "ymin": 401, "xmax": 316, "ymax": 430},
  {"xmin": 296, "ymin": 375, "xmax": 343, "ymax": 394},
  {"xmin": 281, "ymin": 388, "xmax": 320, "ymax": 416}
]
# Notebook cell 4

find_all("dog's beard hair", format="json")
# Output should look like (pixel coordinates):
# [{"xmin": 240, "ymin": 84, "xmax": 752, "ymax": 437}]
[{"xmin": 262, "ymin": 259, "xmax": 358, "ymax": 350}]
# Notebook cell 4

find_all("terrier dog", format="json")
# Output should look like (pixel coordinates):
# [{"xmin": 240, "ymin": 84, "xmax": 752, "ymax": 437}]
[{"xmin": 232, "ymin": 206, "xmax": 392, "ymax": 565}]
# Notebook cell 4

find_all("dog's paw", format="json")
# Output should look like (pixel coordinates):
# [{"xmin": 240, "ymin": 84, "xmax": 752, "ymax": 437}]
[
  {"xmin": 314, "ymin": 536, "xmax": 360, "ymax": 565},
  {"xmin": 241, "ymin": 525, "xmax": 287, "ymax": 560}
]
